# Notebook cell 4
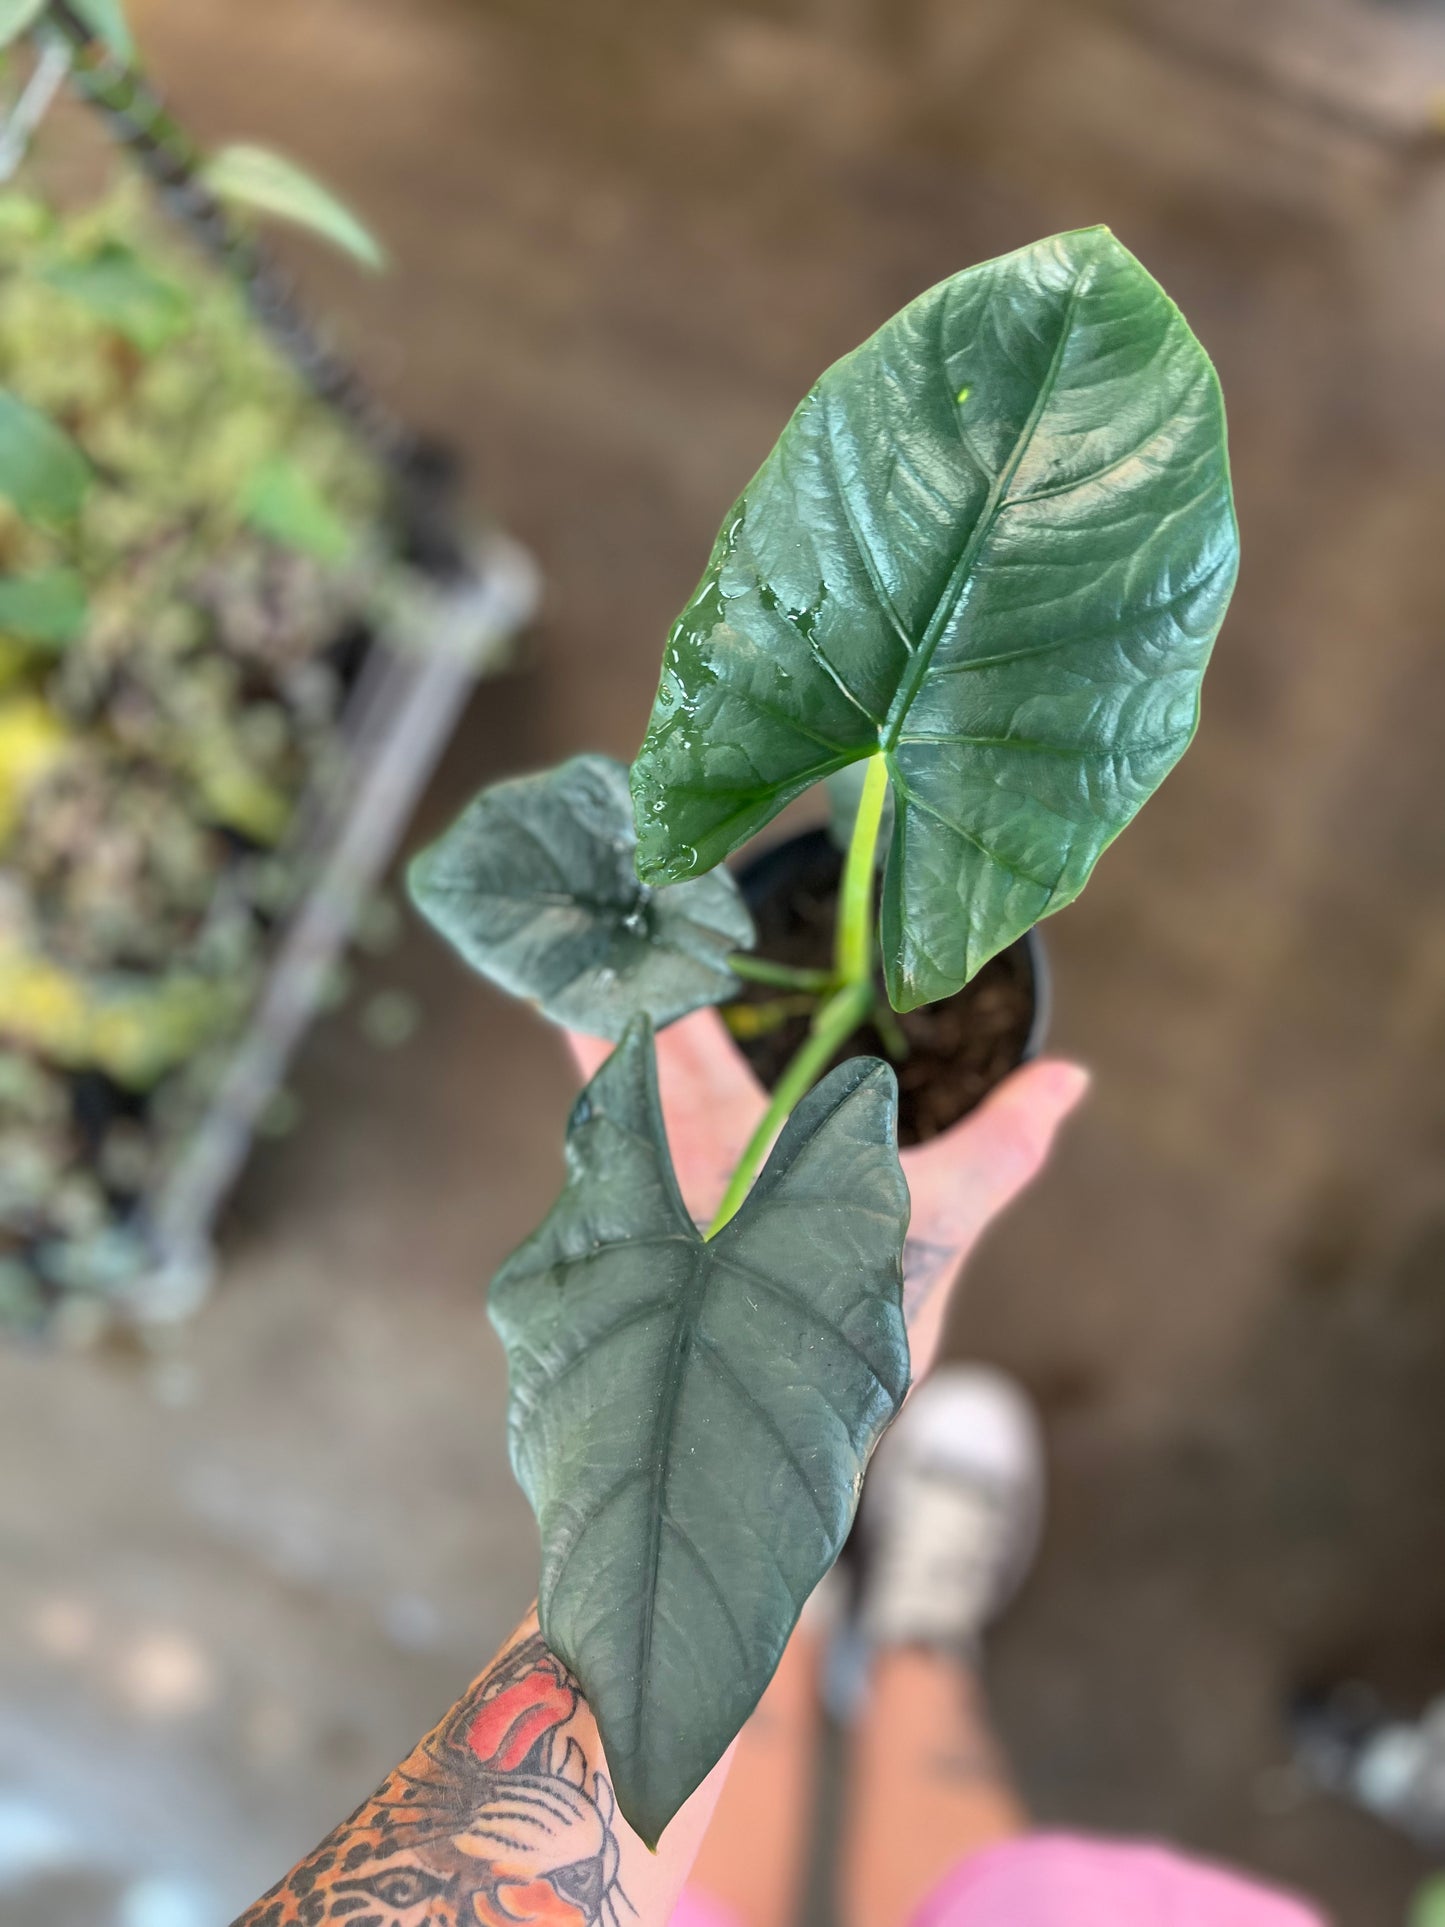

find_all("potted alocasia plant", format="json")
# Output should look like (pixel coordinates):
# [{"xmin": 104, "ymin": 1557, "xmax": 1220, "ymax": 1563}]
[{"xmin": 410, "ymin": 225, "xmax": 1239, "ymax": 1849}]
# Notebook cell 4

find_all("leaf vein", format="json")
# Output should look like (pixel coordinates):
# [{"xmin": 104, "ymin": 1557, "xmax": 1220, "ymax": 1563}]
[
  {"xmin": 660, "ymin": 1512, "xmax": 759, "ymax": 1660},
  {"xmin": 709, "ymin": 1251, "xmax": 898, "ymax": 1402},
  {"xmin": 821, "ymin": 391, "xmax": 920, "ymax": 667},
  {"xmin": 881, "ymin": 265, "xmax": 1092, "ymax": 750},
  {"xmin": 888, "ymin": 771, "xmax": 1057, "ymax": 893},
  {"xmin": 693, "ymin": 1329, "xmax": 835, "ymax": 1535}
]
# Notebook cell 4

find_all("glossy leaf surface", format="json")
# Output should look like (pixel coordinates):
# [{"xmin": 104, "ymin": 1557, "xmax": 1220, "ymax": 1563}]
[
  {"xmin": 631, "ymin": 227, "xmax": 1239, "ymax": 1009},
  {"xmin": 409, "ymin": 755, "xmax": 754, "ymax": 1041},
  {"xmin": 0, "ymin": 389, "xmax": 90, "ymax": 523},
  {"xmin": 202, "ymin": 145, "xmax": 386, "ymax": 271},
  {"xmin": 492, "ymin": 1020, "xmax": 910, "ymax": 1844}
]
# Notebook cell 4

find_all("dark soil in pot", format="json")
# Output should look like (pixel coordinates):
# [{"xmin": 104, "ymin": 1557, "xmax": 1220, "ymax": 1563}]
[{"xmin": 731, "ymin": 830, "xmax": 1048, "ymax": 1148}]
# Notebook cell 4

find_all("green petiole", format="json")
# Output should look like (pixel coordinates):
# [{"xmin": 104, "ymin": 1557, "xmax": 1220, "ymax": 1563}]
[
  {"xmin": 705, "ymin": 977, "xmax": 874, "ymax": 1237},
  {"xmin": 835, "ymin": 753, "xmax": 889, "ymax": 984},
  {"xmin": 728, "ymin": 955, "xmax": 840, "ymax": 994},
  {"xmin": 871, "ymin": 995, "xmax": 910, "ymax": 1061},
  {"xmin": 706, "ymin": 754, "xmax": 892, "ymax": 1238},
  {"xmin": 722, "ymin": 995, "xmax": 820, "ymax": 1039}
]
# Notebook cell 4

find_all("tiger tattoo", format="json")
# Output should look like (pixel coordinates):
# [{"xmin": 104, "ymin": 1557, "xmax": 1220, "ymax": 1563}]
[{"xmin": 234, "ymin": 1632, "xmax": 631, "ymax": 1927}]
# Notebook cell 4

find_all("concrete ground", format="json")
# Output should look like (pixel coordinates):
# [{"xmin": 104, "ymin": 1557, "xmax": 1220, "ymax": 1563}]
[{"xmin": 4, "ymin": 0, "xmax": 1445, "ymax": 1921}]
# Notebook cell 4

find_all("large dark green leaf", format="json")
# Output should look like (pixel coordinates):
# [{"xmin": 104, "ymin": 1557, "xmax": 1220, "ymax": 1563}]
[
  {"xmin": 409, "ymin": 755, "xmax": 754, "ymax": 1041},
  {"xmin": 492, "ymin": 1019, "xmax": 910, "ymax": 1845},
  {"xmin": 0, "ymin": 390, "xmax": 90, "ymax": 524},
  {"xmin": 631, "ymin": 227, "xmax": 1239, "ymax": 1009}
]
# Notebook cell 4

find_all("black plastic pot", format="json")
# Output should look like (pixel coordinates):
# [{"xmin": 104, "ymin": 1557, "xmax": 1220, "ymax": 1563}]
[{"xmin": 733, "ymin": 828, "xmax": 1050, "ymax": 1138}]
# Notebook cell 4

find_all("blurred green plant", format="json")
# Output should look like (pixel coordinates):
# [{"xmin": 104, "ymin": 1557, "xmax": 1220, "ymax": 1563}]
[
  {"xmin": 4, "ymin": 3, "xmax": 385, "ymax": 273},
  {"xmin": 69, "ymin": 0, "xmax": 131, "ymax": 57},
  {"xmin": 202, "ymin": 144, "xmax": 387, "ymax": 273},
  {"xmin": 0, "ymin": 114, "xmax": 399, "ymax": 1313},
  {"xmin": 0, "ymin": 387, "xmax": 89, "ymax": 520},
  {"xmin": 0, "ymin": 3, "xmax": 47, "ymax": 48}
]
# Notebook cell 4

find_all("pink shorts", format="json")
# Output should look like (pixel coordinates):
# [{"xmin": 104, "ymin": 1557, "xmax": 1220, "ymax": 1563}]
[{"xmin": 670, "ymin": 1834, "xmax": 1326, "ymax": 1927}]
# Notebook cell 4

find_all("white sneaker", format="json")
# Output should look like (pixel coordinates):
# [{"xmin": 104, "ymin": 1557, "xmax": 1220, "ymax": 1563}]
[{"xmin": 857, "ymin": 1366, "xmax": 1046, "ymax": 1654}]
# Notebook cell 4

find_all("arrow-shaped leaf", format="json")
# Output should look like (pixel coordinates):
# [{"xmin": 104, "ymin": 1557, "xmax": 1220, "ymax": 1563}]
[
  {"xmin": 409, "ymin": 755, "xmax": 755, "ymax": 1041},
  {"xmin": 631, "ymin": 226, "xmax": 1239, "ymax": 1010},
  {"xmin": 492, "ymin": 1018, "xmax": 910, "ymax": 1845}
]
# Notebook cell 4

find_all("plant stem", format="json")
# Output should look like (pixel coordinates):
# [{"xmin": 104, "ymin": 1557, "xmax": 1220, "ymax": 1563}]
[
  {"xmin": 835, "ymin": 753, "xmax": 889, "ymax": 984},
  {"xmin": 872, "ymin": 995, "xmax": 911, "ymax": 1062},
  {"xmin": 706, "ymin": 754, "xmax": 893, "ymax": 1237},
  {"xmin": 728, "ymin": 955, "xmax": 839, "ymax": 994},
  {"xmin": 705, "ymin": 977, "xmax": 873, "ymax": 1238},
  {"xmin": 722, "ymin": 996, "xmax": 819, "ymax": 1040}
]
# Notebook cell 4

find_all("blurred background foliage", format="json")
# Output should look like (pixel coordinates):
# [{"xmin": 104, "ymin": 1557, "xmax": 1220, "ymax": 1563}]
[{"xmin": 0, "ymin": 164, "xmax": 397, "ymax": 1323}]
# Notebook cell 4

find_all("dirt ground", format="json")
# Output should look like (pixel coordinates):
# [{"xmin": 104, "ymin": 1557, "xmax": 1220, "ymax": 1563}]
[{"xmin": 4, "ymin": 0, "xmax": 1445, "ymax": 1921}]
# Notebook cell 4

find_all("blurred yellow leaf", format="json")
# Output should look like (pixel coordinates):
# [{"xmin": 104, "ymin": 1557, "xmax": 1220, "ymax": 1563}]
[
  {"xmin": 0, "ymin": 939, "xmax": 240, "ymax": 1086},
  {"xmin": 0, "ymin": 693, "xmax": 70, "ymax": 842}
]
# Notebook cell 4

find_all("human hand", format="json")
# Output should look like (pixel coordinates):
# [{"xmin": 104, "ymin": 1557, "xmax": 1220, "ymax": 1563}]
[{"xmin": 568, "ymin": 1008, "xmax": 1088, "ymax": 1382}]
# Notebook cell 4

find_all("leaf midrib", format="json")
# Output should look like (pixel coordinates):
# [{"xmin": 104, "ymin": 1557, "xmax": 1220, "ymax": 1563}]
[
  {"xmin": 635, "ymin": 1239, "xmax": 709, "ymax": 1711},
  {"xmin": 878, "ymin": 262, "xmax": 1092, "ymax": 754}
]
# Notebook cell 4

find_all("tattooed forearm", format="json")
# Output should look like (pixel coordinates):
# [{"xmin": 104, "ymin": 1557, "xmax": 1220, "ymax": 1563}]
[{"xmin": 233, "ymin": 1621, "xmax": 631, "ymax": 1927}]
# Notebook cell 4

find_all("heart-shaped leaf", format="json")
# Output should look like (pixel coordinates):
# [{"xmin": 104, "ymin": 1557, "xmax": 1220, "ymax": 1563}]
[
  {"xmin": 631, "ymin": 226, "xmax": 1239, "ymax": 1009},
  {"xmin": 0, "ymin": 390, "xmax": 91, "ymax": 524},
  {"xmin": 492, "ymin": 1018, "xmax": 910, "ymax": 1846},
  {"xmin": 409, "ymin": 755, "xmax": 755, "ymax": 1041}
]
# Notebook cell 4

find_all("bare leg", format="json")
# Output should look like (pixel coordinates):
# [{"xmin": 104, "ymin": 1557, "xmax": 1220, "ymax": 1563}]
[
  {"xmin": 686, "ymin": 1624, "xmax": 824, "ymax": 1927},
  {"xmin": 841, "ymin": 1368, "xmax": 1045, "ymax": 1927},
  {"xmin": 841, "ymin": 1646, "xmax": 1024, "ymax": 1927}
]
